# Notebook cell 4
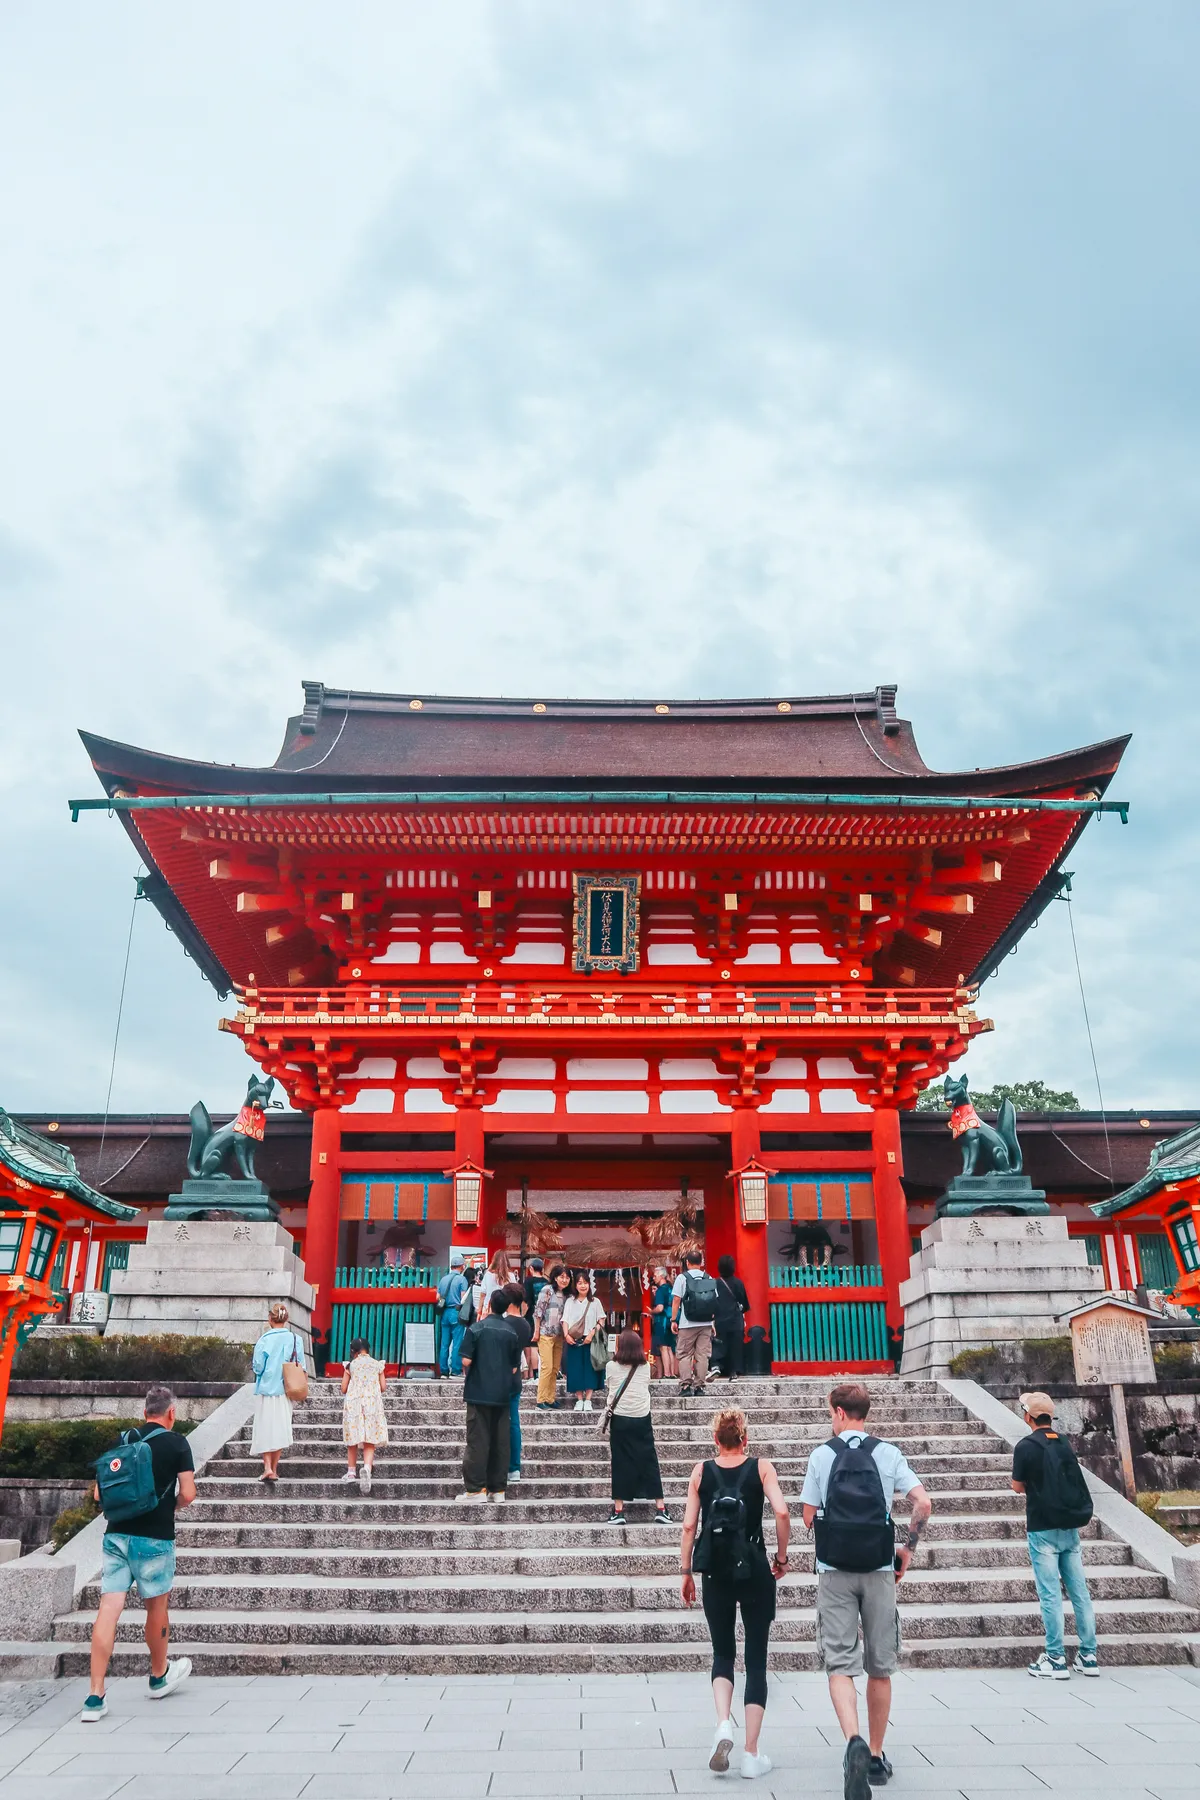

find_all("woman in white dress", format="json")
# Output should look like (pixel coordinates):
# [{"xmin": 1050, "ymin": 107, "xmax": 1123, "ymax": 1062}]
[{"xmin": 251, "ymin": 1302, "xmax": 304, "ymax": 1482}]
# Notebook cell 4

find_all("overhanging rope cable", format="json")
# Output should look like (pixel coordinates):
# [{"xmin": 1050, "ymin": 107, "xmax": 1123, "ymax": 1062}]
[
  {"xmin": 96, "ymin": 875, "xmax": 143, "ymax": 1184},
  {"xmin": 1062, "ymin": 880, "xmax": 1114, "ymax": 1192}
]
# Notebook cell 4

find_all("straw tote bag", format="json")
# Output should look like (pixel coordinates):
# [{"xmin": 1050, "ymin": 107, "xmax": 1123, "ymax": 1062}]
[{"xmin": 282, "ymin": 1334, "xmax": 309, "ymax": 1404}]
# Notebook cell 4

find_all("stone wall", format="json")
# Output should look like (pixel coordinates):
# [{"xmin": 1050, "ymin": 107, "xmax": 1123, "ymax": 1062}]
[
  {"xmin": 987, "ymin": 1382, "xmax": 1200, "ymax": 1492},
  {"xmin": 4, "ymin": 1381, "xmax": 241, "ymax": 1424},
  {"xmin": 0, "ymin": 1480, "xmax": 88, "ymax": 1554}
]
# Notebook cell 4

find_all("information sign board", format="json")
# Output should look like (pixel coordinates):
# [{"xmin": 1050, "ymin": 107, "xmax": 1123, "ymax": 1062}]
[
  {"xmin": 404, "ymin": 1321, "xmax": 437, "ymax": 1365},
  {"xmin": 1069, "ymin": 1302, "xmax": 1156, "ymax": 1385}
]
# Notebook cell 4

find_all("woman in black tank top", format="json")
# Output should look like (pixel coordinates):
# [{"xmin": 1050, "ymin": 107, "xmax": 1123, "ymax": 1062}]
[{"xmin": 680, "ymin": 1407, "xmax": 792, "ymax": 1780}]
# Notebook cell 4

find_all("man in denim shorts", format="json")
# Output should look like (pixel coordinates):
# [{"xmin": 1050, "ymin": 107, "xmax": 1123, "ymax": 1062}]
[
  {"xmin": 801, "ymin": 1383, "xmax": 932, "ymax": 1797},
  {"xmin": 82, "ymin": 1385, "xmax": 197, "ymax": 1721}
]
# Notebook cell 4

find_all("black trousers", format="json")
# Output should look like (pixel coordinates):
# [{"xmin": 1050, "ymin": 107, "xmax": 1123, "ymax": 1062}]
[
  {"xmin": 714, "ymin": 1323, "xmax": 745, "ymax": 1377},
  {"xmin": 702, "ymin": 1562, "xmax": 777, "ymax": 1708},
  {"xmin": 463, "ymin": 1403, "xmax": 510, "ymax": 1493}
]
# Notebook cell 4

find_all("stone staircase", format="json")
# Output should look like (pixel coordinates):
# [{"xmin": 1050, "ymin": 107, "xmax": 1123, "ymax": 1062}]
[{"xmin": 51, "ymin": 1377, "xmax": 1200, "ymax": 1675}]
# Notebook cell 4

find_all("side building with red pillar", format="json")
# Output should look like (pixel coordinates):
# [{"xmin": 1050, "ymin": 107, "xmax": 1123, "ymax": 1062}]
[{"xmin": 74, "ymin": 684, "xmax": 1128, "ymax": 1371}]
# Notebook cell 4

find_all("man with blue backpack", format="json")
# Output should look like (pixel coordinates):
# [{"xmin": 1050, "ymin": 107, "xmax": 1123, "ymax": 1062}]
[
  {"xmin": 81, "ymin": 1384, "xmax": 197, "ymax": 1722},
  {"xmin": 800, "ymin": 1382, "xmax": 932, "ymax": 1798}
]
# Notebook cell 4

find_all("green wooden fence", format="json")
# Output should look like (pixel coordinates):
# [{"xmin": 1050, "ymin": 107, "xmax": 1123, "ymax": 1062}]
[
  {"xmin": 335, "ymin": 1264, "xmax": 447, "ymax": 1289},
  {"xmin": 769, "ymin": 1263, "xmax": 882, "ymax": 1289},
  {"xmin": 330, "ymin": 1300, "xmax": 437, "ymax": 1363},
  {"xmin": 769, "ymin": 1299, "xmax": 888, "ymax": 1364}
]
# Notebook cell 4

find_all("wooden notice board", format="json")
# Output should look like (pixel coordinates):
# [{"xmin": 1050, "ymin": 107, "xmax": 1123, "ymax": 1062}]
[{"xmin": 1069, "ymin": 1300, "xmax": 1156, "ymax": 1386}]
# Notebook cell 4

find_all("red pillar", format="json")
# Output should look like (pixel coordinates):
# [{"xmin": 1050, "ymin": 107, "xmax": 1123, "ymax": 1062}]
[
  {"xmin": 730, "ymin": 1108, "xmax": 770, "ymax": 1332},
  {"xmin": 872, "ymin": 1107, "xmax": 910, "ymax": 1334},
  {"xmin": 307, "ymin": 1107, "xmax": 341, "ymax": 1337},
  {"xmin": 453, "ymin": 1106, "xmax": 498, "ymax": 1263}
]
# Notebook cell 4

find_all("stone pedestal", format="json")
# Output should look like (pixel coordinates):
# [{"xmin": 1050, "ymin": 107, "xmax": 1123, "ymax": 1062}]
[
  {"xmin": 935, "ymin": 1173, "xmax": 1049, "ymax": 1218},
  {"xmin": 899, "ymin": 1214, "xmax": 1103, "ymax": 1377},
  {"xmin": 105, "ymin": 1220, "xmax": 312, "ymax": 1353},
  {"xmin": 164, "ymin": 1177, "xmax": 278, "ymax": 1222}
]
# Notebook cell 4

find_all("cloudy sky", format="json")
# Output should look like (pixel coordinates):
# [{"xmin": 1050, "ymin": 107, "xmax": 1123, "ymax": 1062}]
[{"xmin": 1, "ymin": 2, "xmax": 1196, "ymax": 1118}]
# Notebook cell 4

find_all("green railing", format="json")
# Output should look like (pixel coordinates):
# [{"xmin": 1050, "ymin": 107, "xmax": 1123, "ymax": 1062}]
[
  {"xmin": 769, "ymin": 1263, "xmax": 882, "ymax": 1289},
  {"xmin": 334, "ymin": 1264, "xmax": 447, "ymax": 1289},
  {"xmin": 331, "ymin": 1300, "xmax": 436, "ymax": 1363},
  {"xmin": 101, "ymin": 1242, "xmax": 131, "ymax": 1292},
  {"xmin": 770, "ymin": 1299, "xmax": 888, "ymax": 1364}
]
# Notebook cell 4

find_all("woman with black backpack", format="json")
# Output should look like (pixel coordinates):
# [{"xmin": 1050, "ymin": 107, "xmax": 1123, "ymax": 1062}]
[{"xmin": 679, "ymin": 1406, "xmax": 791, "ymax": 1781}]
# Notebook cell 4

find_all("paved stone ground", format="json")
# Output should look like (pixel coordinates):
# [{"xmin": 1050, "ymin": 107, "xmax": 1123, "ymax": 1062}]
[{"xmin": 1, "ymin": 1666, "xmax": 1199, "ymax": 1798}]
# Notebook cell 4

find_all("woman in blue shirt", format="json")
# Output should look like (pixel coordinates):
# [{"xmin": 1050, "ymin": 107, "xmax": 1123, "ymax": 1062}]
[{"xmin": 251, "ymin": 1302, "xmax": 305, "ymax": 1483}]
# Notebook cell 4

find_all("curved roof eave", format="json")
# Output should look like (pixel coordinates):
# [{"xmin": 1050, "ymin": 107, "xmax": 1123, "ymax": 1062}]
[{"xmin": 77, "ymin": 724, "xmax": 1130, "ymax": 802}]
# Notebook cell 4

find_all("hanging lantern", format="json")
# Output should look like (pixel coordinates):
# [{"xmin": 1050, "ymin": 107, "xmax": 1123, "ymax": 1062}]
[
  {"xmin": 731, "ymin": 1157, "xmax": 775, "ymax": 1227},
  {"xmin": 444, "ymin": 1159, "xmax": 493, "ymax": 1228}
]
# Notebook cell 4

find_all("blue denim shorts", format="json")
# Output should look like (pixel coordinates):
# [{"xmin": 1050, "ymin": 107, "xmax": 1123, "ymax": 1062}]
[{"xmin": 100, "ymin": 1533, "xmax": 177, "ymax": 1599}]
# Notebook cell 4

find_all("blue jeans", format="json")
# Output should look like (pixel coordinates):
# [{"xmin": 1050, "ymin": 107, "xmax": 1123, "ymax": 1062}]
[
  {"xmin": 440, "ymin": 1313, "xmax": 465, "ymax": 1375},
  {"xmin": 508, "ymin": 1392, "xmax": 522, "ymax": 1475},
  {"xmin": 1027, "ymin": 1528, "xmax": 1097, "ymax": 1659}
]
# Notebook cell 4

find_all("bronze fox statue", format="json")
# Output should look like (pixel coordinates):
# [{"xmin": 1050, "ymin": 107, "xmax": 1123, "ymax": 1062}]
[
  {"xmin": 187, "ymin": 1074, "xmax": 276, "ymax": 1181},
  {"xmin": 943, "ymin": 1072, "xmax": 1023, "ymax": 1177}
]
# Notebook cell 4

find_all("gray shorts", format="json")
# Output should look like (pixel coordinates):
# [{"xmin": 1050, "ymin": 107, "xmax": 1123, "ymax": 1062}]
[{"xmin": 816, "ymin": 1569, "xmax": 901, "ymax": 1678}]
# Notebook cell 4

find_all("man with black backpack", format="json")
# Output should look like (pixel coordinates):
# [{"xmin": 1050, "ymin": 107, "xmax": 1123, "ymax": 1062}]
[
  {"xmin": 81, "ymin": 1385, "xmax": 196, "ymax": 1722},
  {"xmin": 800, "ymin": 1383, "xmax": 932, "ymax": 1796},
  {"xmin": 1012, "ymin": 1391, "xmax": 1098, "ymax": 1679},
  {"xmin": 671, "ymin": 1250, "xmax": 720, "ymax": 1395}
]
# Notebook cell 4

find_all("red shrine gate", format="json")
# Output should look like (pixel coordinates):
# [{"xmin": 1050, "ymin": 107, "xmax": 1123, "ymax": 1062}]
[{"xmin": 78, "ymin": 685, "xmax": 1128, "ymax": 1370}]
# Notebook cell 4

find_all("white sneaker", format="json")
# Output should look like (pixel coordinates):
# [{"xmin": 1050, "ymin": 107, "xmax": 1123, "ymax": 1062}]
[
  {"xmin": 1028, "ymin": 1651, "xmax": 1070, "ymax": 1680},
  {"xmin": 454, "ymin": 1491, "xmax": 487, "ymax": 1503},
  {"xmin": 338, "ymin": 1469, "xmax": 357, "ymax": 1484},
  {"xmin": 148, "ymin": 1658, "xmax": 192, "ymax": 1700},
  {"xmin": 740, "ymin": 1751, "xmax": 772, "ymax": 1779},
  {"xmin": 709, "ymin": 1718, "xmax": 736, "ymax": 1772},
  {"xmin": 488, "ymin": 1491, "xmax": 506, "ymax": 1504},
  {"xmin": 508, "ymin": 1469, "xmax": 521, "ymax": 1482},
  {"xmin": 573, "ymin": 1399, "xmax": 584, "ymax": 1412},
  {"xmin": 359, "ymin": 1466, "xmax": 372, "ymax": 1494}
]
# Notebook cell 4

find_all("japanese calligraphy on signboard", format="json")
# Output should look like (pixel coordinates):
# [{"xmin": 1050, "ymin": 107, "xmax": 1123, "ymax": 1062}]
[
  {"xmin": 1068, "ymin": 1300, "xmax": 1156, "ymax": 1385},
  {"xmin": 572, "ymin": 874, "xmax": 641, "ymax": 974}
]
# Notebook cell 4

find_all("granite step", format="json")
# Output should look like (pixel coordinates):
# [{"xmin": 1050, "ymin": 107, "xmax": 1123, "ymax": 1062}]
[
  {"xmin": 53, "ymin": 1629, "xmax": 1200, "ymax": 1678},
  {"xmin": 176, "ymin": 1509, "xmax": 1057, "ymax": 1549},
  {"xmin": 74, "ymin": 1564, "xmax": 1174, "ymax": 1614},
  {"xmin": 51, "ymin": 1596, "xmax": 1200, "ymax": 1648},
  {"xmin": 168, "ymin": 1536, "xmax": 1132, "ymax": 1579}
]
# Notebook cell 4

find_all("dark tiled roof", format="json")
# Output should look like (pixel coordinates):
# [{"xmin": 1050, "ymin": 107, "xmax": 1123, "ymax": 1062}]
[
  {"xmin": 899, "ymin": 1111, "xmax": 1200, "ymax": 1200},
  {"xmin": 17, "ymin": 1110, "xmax": 1193, "ymax": 1211},
  {"xmin": 13, "ymin": 1114, "xmax": 312, "ymax": 1207},
  {"xmin": 80, "ymin": 682, "xmax": 1128, "ymax": 797}
]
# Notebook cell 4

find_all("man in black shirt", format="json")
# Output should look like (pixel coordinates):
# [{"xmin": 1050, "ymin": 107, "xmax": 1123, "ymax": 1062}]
[
  {"xmin": 457, "ymin": 1289, "xmax": 521, "ymax": 1502},
  {"xmin": 503, "ymin": 1284, "xmax": 535, "ymax": 1483},
  {"xmin": 82, "ymin": 1385, "xmax": 197, "ymax": 1722},
  {"xmin": 1011, "ymin": 1391, "xmax": 1099, "ymax": 1679}
]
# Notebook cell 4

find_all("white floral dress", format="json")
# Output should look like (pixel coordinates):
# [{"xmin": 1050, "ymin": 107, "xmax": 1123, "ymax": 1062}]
[{"xmin": 342, "ymin": 1355, "xmax": 388, "ymax": 1446}]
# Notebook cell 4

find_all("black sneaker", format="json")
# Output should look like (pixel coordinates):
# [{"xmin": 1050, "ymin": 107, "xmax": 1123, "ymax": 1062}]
[
  {"xmin": 653, "ymin": 1508, "xmax": 672, "ymax": 1524},
  {"xmin": 868, "ymin": 1752, "xmax": 893, "ymax": 1786},
  {"xmin": 844, "ymin": 1735, "xmax": 871, "ymax": 1800},
  {"xmin": 605, "ymin": 1510, "xmax": 624, "ymax": 1525}
]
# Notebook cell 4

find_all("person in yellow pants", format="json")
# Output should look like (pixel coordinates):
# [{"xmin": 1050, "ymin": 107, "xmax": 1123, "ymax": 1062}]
[{"xmin": 533, "ymin": 1264, "xmax": 571, "ymax": 1408}]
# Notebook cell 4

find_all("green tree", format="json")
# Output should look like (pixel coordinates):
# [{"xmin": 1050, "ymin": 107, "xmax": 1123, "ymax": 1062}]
[{"xmin": 915, "ymin": 1079, "xmax": 1081, "ymax": 1113}]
